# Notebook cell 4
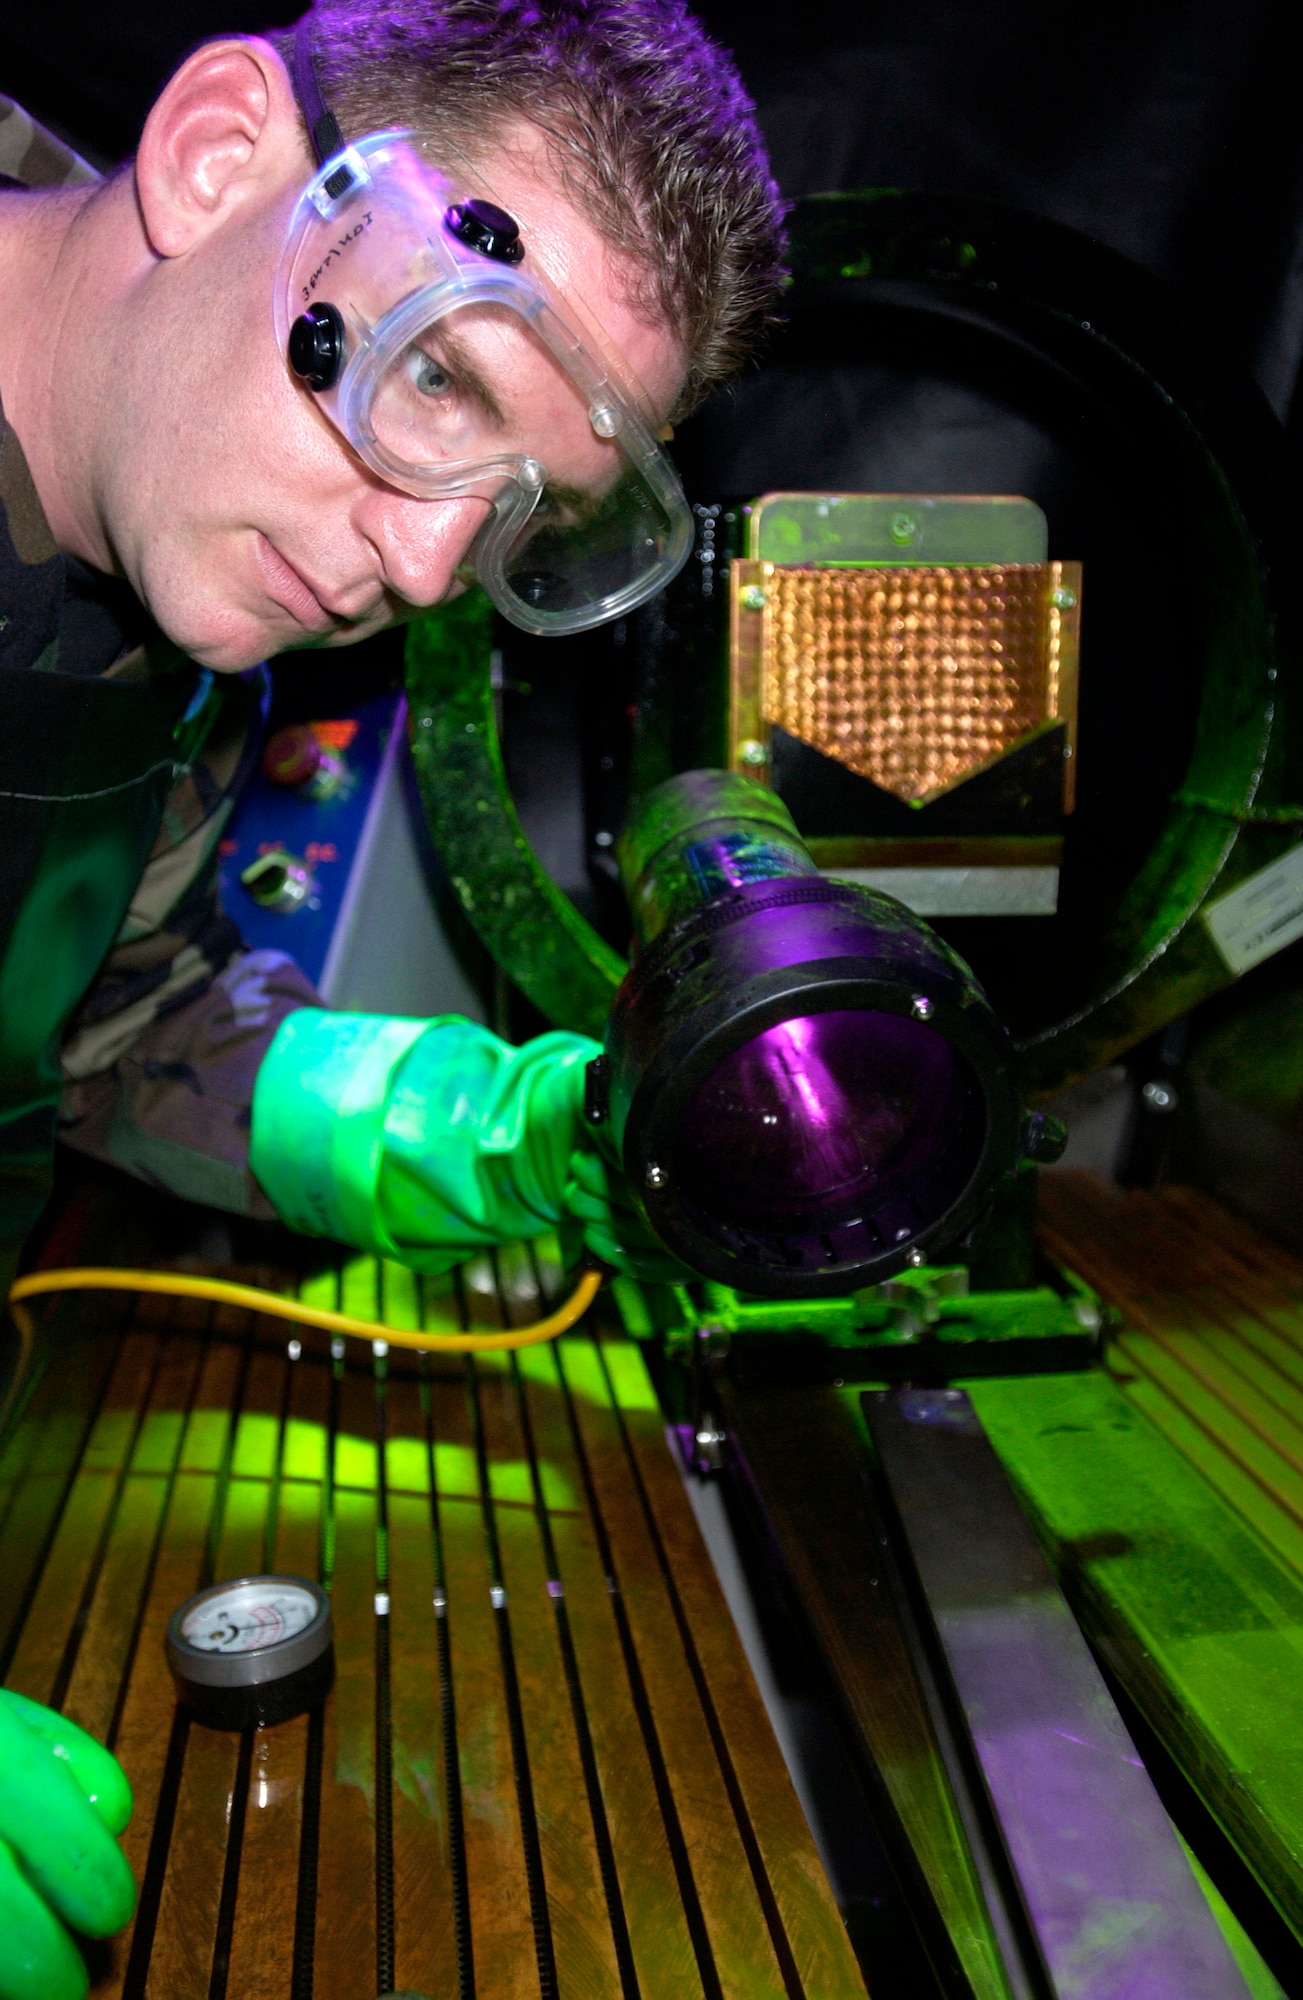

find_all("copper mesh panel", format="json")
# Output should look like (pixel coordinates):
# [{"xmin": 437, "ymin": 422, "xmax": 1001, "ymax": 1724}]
[{"xmin": 759, "ymin": 565, "xmax": 1064, "ymax": 804}]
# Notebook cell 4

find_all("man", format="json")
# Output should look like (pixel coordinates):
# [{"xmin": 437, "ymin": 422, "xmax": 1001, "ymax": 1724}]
[{"xmin": 0, "ymin": 6, "xmax": 782, "ymax": 1992}]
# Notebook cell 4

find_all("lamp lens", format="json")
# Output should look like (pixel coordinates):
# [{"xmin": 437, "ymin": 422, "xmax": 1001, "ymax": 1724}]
[{"xmin": 674, "ymin": 1008, "xmax": 983, "ymax": 1264}]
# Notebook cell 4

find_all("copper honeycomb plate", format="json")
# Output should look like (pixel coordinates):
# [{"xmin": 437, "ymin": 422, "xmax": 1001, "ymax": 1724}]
[{"xmin": 729, "ymin": 560, "xmax": 1081, "ymax": 806}]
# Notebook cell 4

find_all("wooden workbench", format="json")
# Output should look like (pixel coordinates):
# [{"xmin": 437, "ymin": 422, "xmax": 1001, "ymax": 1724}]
[{"xmin": 0, "ymin": 1239, "xmax": 866, "ymax": 2000}]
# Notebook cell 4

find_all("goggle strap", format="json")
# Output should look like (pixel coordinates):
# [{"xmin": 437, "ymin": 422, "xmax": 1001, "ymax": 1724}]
[{"xmin": 293, "ymin": 13, "xmax": 345, "ymax": 168}]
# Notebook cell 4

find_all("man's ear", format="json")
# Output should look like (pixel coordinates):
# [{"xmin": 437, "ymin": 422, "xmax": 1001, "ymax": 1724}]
[{"xmin": 135, "ymin": 37, "xmax": 308, "ymax": 259}]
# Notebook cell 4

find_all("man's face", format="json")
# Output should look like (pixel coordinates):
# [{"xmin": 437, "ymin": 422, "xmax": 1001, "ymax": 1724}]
[{"xmin": 97, "ymin": 126, "xmax": 685, "ymax": 672}]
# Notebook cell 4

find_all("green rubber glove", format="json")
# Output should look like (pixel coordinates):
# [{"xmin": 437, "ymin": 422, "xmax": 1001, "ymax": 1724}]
[
  {"xmin": 251, "ymin": 1010, "xmax": 687, "ymax": 1281},
  {"xmin": 0, "ymin": 1690, "xmax": 136, "ymax": 2000}
]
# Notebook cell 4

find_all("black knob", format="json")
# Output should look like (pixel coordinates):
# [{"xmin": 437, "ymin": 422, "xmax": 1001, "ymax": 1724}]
[
  {"xmin": 444, "ymin": 199, "xmax": 524, "ymax": 264},
  {"xmin": 288, "ymin": 302, "xmax": 346, "ymax": 391}
]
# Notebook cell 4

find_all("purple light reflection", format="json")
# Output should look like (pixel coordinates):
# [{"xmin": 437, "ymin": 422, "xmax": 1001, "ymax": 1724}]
[{"xmin": 676, "ymin": 1007, "xmax": 979, "ymax": 1239}]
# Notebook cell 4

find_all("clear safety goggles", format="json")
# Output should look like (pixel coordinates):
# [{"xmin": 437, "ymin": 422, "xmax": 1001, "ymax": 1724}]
[{"xmin": 274, "ymin": 128, "xmax": 693, "ymax": 635}]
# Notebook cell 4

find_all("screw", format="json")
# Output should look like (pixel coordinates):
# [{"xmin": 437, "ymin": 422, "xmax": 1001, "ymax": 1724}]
[
  {"xmin": 911, "ymin": 994, "xmax": 934, "ymax": 1020},
  {"xmin": 738, "ymin": 739, "xmax": 768, "ymax": 766},
  {"xmin": 889, "ymin": 511, "xmax": 918, "ymax": 545},
  {"xmin": 1051, "ymin": 586, "xmax": 1078, "ymax": 610},
  {"xmin": 906, "ymin": 1247, "xmax": 927, "ymax": 1268},
  {"xmin": 1141, "ymin": 1079, "xmax": 1178, "ymax": 1114},
  {"xmin": 594, "ymin": 829, "xmax": 614, "ymax": 847},
  {"xmin": 645, "ymin": 1162, "xmax": 667, "ymax": 1189},
  {"xmin": 740, "ymin": 584, "xmax": 768, "ymax": 611}
]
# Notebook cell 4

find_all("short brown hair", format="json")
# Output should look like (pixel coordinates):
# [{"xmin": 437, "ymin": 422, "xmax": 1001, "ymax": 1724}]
[{"xmin": 273, "ymin": 0, "xmax": 786, "ymax": 414}]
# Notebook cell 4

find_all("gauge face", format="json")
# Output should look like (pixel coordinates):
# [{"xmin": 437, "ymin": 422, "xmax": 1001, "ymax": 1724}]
[
  {"xmin": 180, "ymin": 1580, "xmax": 319, "ymax": 1657},
  {"xmin": 167, "ymin": 1574, "xmax": 332, "ymax": 1698}
]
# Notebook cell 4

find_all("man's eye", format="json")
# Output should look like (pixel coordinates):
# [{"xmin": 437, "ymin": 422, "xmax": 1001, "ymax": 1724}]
[{"xmin": 406, "ymin": 349, "xmax": 454, "ymax": 398}]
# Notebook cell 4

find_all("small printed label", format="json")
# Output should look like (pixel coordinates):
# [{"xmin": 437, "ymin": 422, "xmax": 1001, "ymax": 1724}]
[{"xmin": 1203, "ymin": 844, "xmax": 1303, "ymax": 975}]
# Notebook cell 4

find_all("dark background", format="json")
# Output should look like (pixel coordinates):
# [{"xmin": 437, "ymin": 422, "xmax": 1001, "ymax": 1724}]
[{"xmin": 5, "ymin": 0, "xmax": 1301, "ymax": 427}]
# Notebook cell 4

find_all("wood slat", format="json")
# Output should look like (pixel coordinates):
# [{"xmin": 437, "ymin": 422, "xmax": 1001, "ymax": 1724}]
[
  {"xmin": 145, "ymin": 1340, "xmax": 288, "ymax": 1997},
  {"xmin": 0, "ymin": 1296, "xmax": 132, "ymax": 1670},
  {"xmin": 477, "ymin": 1346, "xmax": 627, "ymax": 2000},
  {"xmin": 5, "ymin": 1328, "xmax": 179, "ymax": 1706},
  {"xmin": 312, "ymin": 1360, "xmax": 379, "ymax": 1996},
  {"xmin": 608, "ymin": 1336, "xmax": 871, "ymax": 2000},
  {"xmin": 438, "ymin": 1468, "xmax": 538, "ymax": 1987},
  {"xmin": 564, "ymin": 1338, "xmax": 792, "ymax": 2000},
  {"xmin": 146, "ymin": 1725, "xmax": 243, "ymax": 2000},
  {"xmin": 385, "ymin": 1361, "xmax": 460, "ymax": 2000},
  {"xmin": 224, "ymin": 1340, "xmax": 332, "ymax": 2000},
  {"xmin": 101, "ymin": 1336, "xmax": 243, "ymax": 1998},
  {"xmin": 522, "ymin": 1341, "xmax": 704, "ymax": 2000}
]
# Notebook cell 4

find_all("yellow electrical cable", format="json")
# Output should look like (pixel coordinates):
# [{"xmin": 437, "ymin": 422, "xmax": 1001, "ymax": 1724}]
[{"xmin": 7, "ymin": 1264, "xmax": 603, "ymax": 1355}]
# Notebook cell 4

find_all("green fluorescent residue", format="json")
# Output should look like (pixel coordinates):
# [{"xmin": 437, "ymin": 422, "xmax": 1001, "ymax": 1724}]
[
  {"xmin": 341, "ymin": 1256, "xmax": 380, "ymax": 1320},
  {"xmin": 515, "ymin": 1343, "xmax": 562, "ymax": 1389},
  {"xmin": 129, "ymin": 1410, "xmax": 186, "ymax": 1478},
  {"xmin": 82, "ymin": 1408, "xmax": 137, "ymax": 1474},
  {"xmin": 536, "ymin": 1459, "xmax": 576, "ymax": 1510},
  {"xmin": 179, "ymin": 1406, "xmax": 230, "ymax": 1476},
  {"xmin": 269, "ymin": 1415, "xmax": 572, "ymax": 1511},
  {"xmin": 379, "ymin": 1259, "xmax": 422, "ymax": 1329},
  {"xmin": 406, "ymin": 593, "xmax": 624, "ymax": 1037},
  {"xmin": 488, "ymin": 1459, "xmax": 534, "ymax": 1506},
  {"xmin": 431, "ymin": 1441, "xmax": 477, "ymax": 1497},
  {"xmin": 299, "ymin": 1256, "xmax": 461, "ymax": 1335},
  {"xmin": 220, "ymin": 1476, "xmax": 270, "ymax": 1548},
  {"xmin": 282, "ymin": 1416, "xmax": 327, "ymax": 1483},
  {"xmin": 299, "ymin": 1267, "xmax": 339, "ymax": 1315},
  {"xmin": 601, "ymin": 1342, "xmax": 659, "ymax": 1413},
  {"xmin": 334, "ymin": 1430, "xmax": 378, "ymax": 1492},
  {"xmin": 610, "ymin": 1276, "xmax": 655, "ymax": 1339},
  {"xmin": 385, "ymin": 1436, "xmax": 431, "ymax": 1496},
  {"xmin": 1181, "ymin": 1836, "xmax": 1286, "ymax": 1999},
  {"xmin": 968, "ymin": 1370, "xmax": 1303, "ymax": 1939},
  {"xmin": 554, "ymin": 1338, "xmax": 610, "ymax": 1408},
  {"xmin": 230, "ymin": 1412, "xmax": 278, "ymax": 1481},
  {"xmin": 1055, "ymin": 1901, "xmax": 1163, "ymax": 1989}
]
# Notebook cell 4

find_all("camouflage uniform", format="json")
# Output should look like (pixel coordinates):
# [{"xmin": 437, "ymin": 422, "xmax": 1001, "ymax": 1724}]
[{"xmin": 0, "ymin": 100, "xmax": 318, "ymax": 1272}]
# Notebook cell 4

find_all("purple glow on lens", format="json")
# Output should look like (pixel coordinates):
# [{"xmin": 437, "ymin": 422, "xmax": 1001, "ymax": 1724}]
[{"xmin": 676, "ymin": 1008, "xmax": 980, "ymax": 1242}]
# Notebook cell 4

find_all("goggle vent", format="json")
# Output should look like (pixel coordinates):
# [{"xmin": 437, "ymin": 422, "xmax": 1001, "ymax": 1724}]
[{"xmin": 444, "ymin": 198, "xmax": 525, "ymax": 265}]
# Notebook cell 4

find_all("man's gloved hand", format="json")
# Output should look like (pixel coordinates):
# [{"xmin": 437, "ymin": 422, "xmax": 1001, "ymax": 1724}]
[
  {"xmin": 559, "ymin": 1145, "xmax": 690, "ymax": 1284},
  {"xmin": 251, "ymin": 1011, "xmax": 688, "ymax": 1283},
  {"xmin": 0, "ymin": 1689, "xmax": 136, "ymax": 2000}
]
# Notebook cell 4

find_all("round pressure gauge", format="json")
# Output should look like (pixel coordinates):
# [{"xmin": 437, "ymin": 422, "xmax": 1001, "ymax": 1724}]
[{"xmin": 166, "ymin": 1575, "xmax": 333, "ymax": 1729}]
